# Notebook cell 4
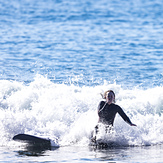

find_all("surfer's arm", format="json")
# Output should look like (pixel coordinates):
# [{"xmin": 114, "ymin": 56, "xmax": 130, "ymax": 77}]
[
  {"xmin": 117, "ymin": 106, "xmax": 136, "ymax": 126},
  {"xmin": 97, "ymin": 101, "xmax": 106, "ymax": 114}
]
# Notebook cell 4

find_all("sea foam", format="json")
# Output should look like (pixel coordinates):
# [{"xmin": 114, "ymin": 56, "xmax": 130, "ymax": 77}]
[{"xmin": 0, "ymin": 75, "xmax": 163, "ymax": 147}]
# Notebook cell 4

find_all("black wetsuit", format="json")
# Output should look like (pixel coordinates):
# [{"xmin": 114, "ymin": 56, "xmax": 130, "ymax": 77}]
[
  {"xmin": 91, "ymin": 101, "xmax": 132, "ymax": 142},
  {"xmin": 98, "ymin": 101, "xmax": 132, "ymax": 126}
]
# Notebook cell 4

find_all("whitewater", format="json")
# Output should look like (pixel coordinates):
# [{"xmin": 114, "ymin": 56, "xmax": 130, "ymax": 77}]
[{"xmin": 1, "ymin": 75, "xmax": 163, "ymax": 148}]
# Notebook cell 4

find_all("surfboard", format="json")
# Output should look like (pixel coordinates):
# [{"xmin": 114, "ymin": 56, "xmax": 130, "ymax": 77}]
[{"xmin": 13, "ymin": 134, "xmax": 52, "ymax": 148}]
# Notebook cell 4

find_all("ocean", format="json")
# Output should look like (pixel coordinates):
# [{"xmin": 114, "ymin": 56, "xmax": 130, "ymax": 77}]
[{"xmin": 0, "ymin": 0, "xmax": 163, "ymax": 162}]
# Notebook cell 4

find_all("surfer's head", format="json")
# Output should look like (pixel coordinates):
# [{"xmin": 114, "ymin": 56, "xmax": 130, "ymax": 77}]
[{"xmin": 103, "ymin": 90, "xmax": 115, "ymax": 104}]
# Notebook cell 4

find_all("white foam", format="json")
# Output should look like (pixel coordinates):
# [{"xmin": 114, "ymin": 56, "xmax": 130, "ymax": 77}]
[{"xmin": 0, "ymin": 75, "xmax": 163, "ymax": 147}]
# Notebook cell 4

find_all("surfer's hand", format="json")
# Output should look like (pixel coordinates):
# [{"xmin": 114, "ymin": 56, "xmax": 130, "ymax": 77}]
[{"xmin": 131, "ymin": 123, "xmax": 137, "ymax": 126}]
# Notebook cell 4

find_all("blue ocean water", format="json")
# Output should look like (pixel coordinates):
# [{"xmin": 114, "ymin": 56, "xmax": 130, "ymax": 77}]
[
  {"xmin": 1, "ymin": 0, "xmax": 163, "ymax": 87},
  {"xmin": 0, "ymin": 0, "xmax": 163, "ymax": 162}
]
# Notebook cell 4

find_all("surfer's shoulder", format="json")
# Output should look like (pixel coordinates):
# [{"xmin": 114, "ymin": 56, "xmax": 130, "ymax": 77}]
[{"xmin": 99, "ymin": 101, "xmax": 106, "ymax": 106}]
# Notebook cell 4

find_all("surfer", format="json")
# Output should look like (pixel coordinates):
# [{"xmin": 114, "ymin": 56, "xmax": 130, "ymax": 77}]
[{"xmin": 92, "ymin": 90, "xmax": 136, "ymax": 142}]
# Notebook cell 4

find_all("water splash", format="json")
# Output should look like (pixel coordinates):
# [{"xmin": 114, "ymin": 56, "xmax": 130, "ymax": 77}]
[{"xmin": 0, "ymin": 75, "xmax": 163, "ymax": 147}]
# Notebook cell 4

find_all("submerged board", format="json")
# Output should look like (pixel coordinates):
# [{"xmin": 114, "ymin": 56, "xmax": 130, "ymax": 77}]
[
  {"xmin": 90, "ymin": 138, "xmax": 109, "ymax": 148},
  {"xmin": 13, "ymin": 134, "xmax": 51, "ymax": 148},
  {"xmin": 90, "ymin": 136, "xmax": 120, "ymax": 148}
]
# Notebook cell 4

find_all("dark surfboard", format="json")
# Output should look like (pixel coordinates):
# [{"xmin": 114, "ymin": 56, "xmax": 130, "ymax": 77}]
[{"xmin": 13, "ymin": 134, "xmax": 51, "ymax": 148}]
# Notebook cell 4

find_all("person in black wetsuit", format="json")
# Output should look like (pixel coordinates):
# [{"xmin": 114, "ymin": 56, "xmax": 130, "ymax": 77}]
[
  {"xmin": 92, "ymin": 90, "xmax": 136, "ymax": 141},
  {"xmin": 98, "ymin": 90, "xmax": 136, "ymax": 127}
]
